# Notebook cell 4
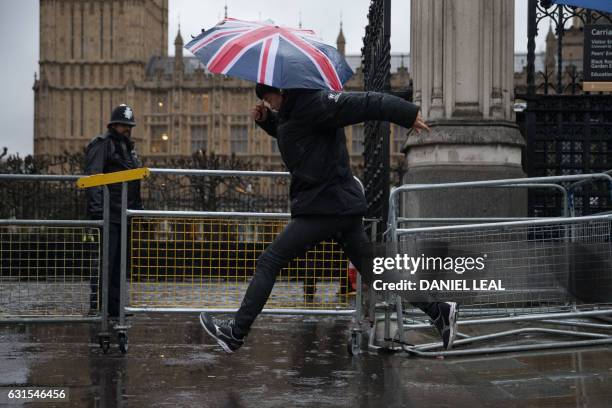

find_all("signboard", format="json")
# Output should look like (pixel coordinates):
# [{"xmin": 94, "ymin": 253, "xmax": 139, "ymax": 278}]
[
  {"xmin": 583, "ymin": 24, "xmax": 612, "ymax": 91},
  {"xmin": 553, "ymin": 1, "xmax": 612, "ymax": 14}
]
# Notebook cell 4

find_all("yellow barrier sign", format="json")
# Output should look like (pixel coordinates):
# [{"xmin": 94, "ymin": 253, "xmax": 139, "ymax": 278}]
[{"xmin": 76, "ymin": 168, "xmax": 150, "ymax": 189}]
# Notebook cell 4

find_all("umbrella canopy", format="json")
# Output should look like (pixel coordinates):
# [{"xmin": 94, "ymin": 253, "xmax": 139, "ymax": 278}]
[
  {"xmin": 552, "ymin": 0, "xmax": 612, "ymax": 13},
  {"xmin": 185, "ymin": 18, "xmax": 354, "ymax": 91}
]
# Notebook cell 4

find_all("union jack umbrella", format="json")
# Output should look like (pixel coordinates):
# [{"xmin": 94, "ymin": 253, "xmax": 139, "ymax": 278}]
[{"xmin": 184, "ymin": 18, "xmax": 354, "ymax": 91}]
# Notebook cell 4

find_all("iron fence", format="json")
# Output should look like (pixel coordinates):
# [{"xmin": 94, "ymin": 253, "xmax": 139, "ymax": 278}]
[
  {"xmin": 362, "ymin": 0, "xmax": 392, "ymax": 237},
  {"xmin": 520, "ymin": 1, "xmax": 612, "ymax": 216},
  {"xmin": 0, "ymin": 152, "xmax": 289, "ymax": 218}
]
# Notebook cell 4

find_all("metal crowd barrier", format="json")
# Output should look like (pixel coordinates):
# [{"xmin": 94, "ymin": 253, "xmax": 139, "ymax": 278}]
[
  {"xmin": 0, "ymin": 169, "xmax": 152, "ymax": 354},
  {"xmin": 374, "ymin": 173, "xmax": 612, "ymax": 357},
  {"xmin": 0, "ymin": 174, "xmax": 110, "ymax": 350},
  {"xmin": 112, "ymin": 168, "xmax": 363, "ymax": 353}
]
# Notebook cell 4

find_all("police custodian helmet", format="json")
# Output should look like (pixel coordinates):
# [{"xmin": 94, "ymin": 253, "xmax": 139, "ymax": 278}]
[{"xmin": 108, "ymin": 104, "xmax": 136, "ymax": 127}]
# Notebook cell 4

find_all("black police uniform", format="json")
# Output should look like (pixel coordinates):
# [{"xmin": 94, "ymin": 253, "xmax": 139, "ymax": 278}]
[
  {"xmin": 233, "ymin": 89, "xmax": 440, "ymax": 336},
  {"xmin": 85, "ymin": 105, "xmax": 143, "ymax": 317}
]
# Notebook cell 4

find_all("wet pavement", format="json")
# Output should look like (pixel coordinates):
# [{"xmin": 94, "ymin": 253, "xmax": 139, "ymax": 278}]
[{"xmin": 1, "ymin": 314, "xmax": 612, "ymax": 408}]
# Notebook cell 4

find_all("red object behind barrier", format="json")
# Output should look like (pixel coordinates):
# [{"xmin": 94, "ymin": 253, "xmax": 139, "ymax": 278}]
[{"xmin": 348, "ymin": 262, "xmax": 357, "ymax": 291}]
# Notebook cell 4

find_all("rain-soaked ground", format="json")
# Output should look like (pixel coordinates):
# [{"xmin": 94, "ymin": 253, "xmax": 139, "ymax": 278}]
[{"xmin": 1, "ymin": 313, "xmax": 612, "ymax": 408}]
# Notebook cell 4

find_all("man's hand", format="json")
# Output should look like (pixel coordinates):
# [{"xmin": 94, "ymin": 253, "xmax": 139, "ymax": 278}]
[
  {"xmin": 411, "ymin": 112, "xmax": 431, "ymax": 134},
  {"xmin": 251, "ymin": 101, "xmax": 268, "ymax": 122}
]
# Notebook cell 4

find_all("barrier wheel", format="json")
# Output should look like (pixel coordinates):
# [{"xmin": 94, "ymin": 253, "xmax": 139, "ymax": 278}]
[
  {"xmin": 347, "ymin": 329, "xmax": 361, "ymax": 356},
  {"xmin": 118, "ymin": 332, "xmax": 129, "ymax": 354}
]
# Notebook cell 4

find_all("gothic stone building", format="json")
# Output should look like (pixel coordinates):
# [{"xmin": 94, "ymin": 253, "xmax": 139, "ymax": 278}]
[{"xmin": 33, "ymin": 0, "xmax": 411, "ymax": 175}]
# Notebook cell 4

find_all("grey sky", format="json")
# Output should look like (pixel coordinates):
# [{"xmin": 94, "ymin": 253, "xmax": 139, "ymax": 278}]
[{"xmin": 0, "ymin": 0, "xmax": 547, "ymax": 156}]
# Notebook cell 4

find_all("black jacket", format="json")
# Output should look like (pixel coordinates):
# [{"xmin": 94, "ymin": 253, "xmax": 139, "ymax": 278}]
[
  {"xmin": 85, "ymin": 129, "xmax": 143, "ymax": 223},
  {"xmin": 256, "ymin": 89, "xmax": 419, "ymax": 216}
]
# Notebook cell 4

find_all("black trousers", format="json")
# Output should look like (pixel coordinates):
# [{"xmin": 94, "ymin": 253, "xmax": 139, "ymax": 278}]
[{"xmin": 234, "ymin": 215, "xmax": 440, "ymax": 335}]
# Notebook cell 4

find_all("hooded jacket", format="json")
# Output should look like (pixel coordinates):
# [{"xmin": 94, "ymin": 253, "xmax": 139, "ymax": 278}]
[
  {"xmin": 256, "ymin": 89, "xmax": 419, "ymax": 216},
  {"xmin": 85, "ymin": 129, "xmax": 143, "ymax": 223}
]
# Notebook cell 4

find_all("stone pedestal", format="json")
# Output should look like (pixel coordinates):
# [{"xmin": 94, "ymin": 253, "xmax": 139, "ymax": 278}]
[{"xmin": 405, "ymin": 0, "xmax": 526, "ymax": 218}]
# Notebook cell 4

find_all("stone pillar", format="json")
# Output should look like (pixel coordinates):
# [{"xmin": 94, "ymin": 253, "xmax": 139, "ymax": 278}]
[{"xmin": 404, "ymin": 0, "xmax": 526, "ymax": 218}]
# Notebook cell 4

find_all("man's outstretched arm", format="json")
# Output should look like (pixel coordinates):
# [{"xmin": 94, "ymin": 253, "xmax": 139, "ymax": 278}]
[{"xmin": 316, "ymin": 91, "xmax": 425, "ymax": 131}]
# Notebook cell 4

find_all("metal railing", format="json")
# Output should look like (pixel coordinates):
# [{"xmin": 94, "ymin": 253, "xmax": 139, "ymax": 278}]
[
  {"xmin": 1, "ymin": 168, "xmax": 365, "ymax": 355},
  {"xmin": 0, "ymin": 173, "xmax": 110, "ymax": 350},
  {"xmin": 374, "ymin": 173, "xmax": 612, "ymax": 356},
  {"xmin": 111, "ymin": 168, "xmax": 364, "ymax": 352},
  {"xmin": 387, "ymin": 173, "xmax": 612, "ymax": 239}
]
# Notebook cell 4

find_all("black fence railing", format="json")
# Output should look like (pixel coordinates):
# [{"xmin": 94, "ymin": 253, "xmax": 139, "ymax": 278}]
[
  {"xmin": 519, "ymin": 1, "xmax": 612, "ymax": 216},
  {"xmin": 362, "ymin": 0, "xmax": 391, "ymax": 239},
  {"xmin": 0, "ymin": 152, "xmax": 291, "ymax": 219}
]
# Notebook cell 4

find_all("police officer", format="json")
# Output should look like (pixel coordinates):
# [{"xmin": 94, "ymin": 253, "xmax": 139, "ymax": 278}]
[{"xmin": 85, "ymin": 104, "xmax": 143, "ymax": 318}]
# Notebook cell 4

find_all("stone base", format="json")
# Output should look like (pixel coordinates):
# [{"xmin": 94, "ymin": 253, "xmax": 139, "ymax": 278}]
[
  {"xmin": 401, "ymin": 164, "xmax": 527, "ymax": 219},
  {"xmin": 401, "ymin": 121, "xmax": 527, "ymax": 219}
]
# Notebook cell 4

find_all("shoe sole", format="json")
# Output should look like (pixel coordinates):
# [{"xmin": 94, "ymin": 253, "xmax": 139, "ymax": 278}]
[
  {"xmin": 199, "ymin": 313, "xmax": 234, "ymax": 354},
  {"xmin": 446, "ymin": 302, "xmax": 458, "ymax": 350}
]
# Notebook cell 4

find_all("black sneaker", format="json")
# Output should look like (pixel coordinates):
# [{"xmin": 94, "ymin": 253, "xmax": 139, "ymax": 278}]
[
  {"xmin": 199, "ymin": 312, "xmax": 244, "ymax": 353},
  {"xmin": 431, "ymin": 302, "xmax": 458, "ymax": 350}
]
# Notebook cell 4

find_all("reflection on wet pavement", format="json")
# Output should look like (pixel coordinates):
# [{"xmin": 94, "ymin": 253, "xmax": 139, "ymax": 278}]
[{"xmin": 1, "ymin": 314, "xmax": 611, "ymax": 407}]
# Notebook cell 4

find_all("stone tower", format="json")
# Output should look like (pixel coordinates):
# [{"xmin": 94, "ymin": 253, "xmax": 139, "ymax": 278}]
[
  {"xmin": 545, "ymin": 23, "xmax": 556, "ymax": 72},
  {"xmin": 336, "ymin": 22, "xmax": 346, "ymax": 57},
  {"xmin": 33, "ymin": 0, "xmax": 169, "ymax": 156},
  {"xmin": 174, "ymin": 26, "xmax": 184, "ymax": 78}
]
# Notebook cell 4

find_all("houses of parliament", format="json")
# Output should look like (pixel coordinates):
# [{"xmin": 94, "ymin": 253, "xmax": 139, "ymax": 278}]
[
  {"xmin": 33, "ymin": 0, "xmax": 591, "ymax": 169},
  {"xmin": 33, "ymin": 0, "xmax": 412, "ymax": 174}
]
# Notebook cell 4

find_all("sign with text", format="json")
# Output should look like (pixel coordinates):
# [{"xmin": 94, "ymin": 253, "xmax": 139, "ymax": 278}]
[{"xmin": 584, "ymin": 25, "xmax": 612, "ymax": 83}]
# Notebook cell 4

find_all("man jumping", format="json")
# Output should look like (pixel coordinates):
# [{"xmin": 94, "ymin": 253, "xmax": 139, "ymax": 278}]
[{"xmin": 200, "ymin": 84, "xmax": 458, "ymax": 353}]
